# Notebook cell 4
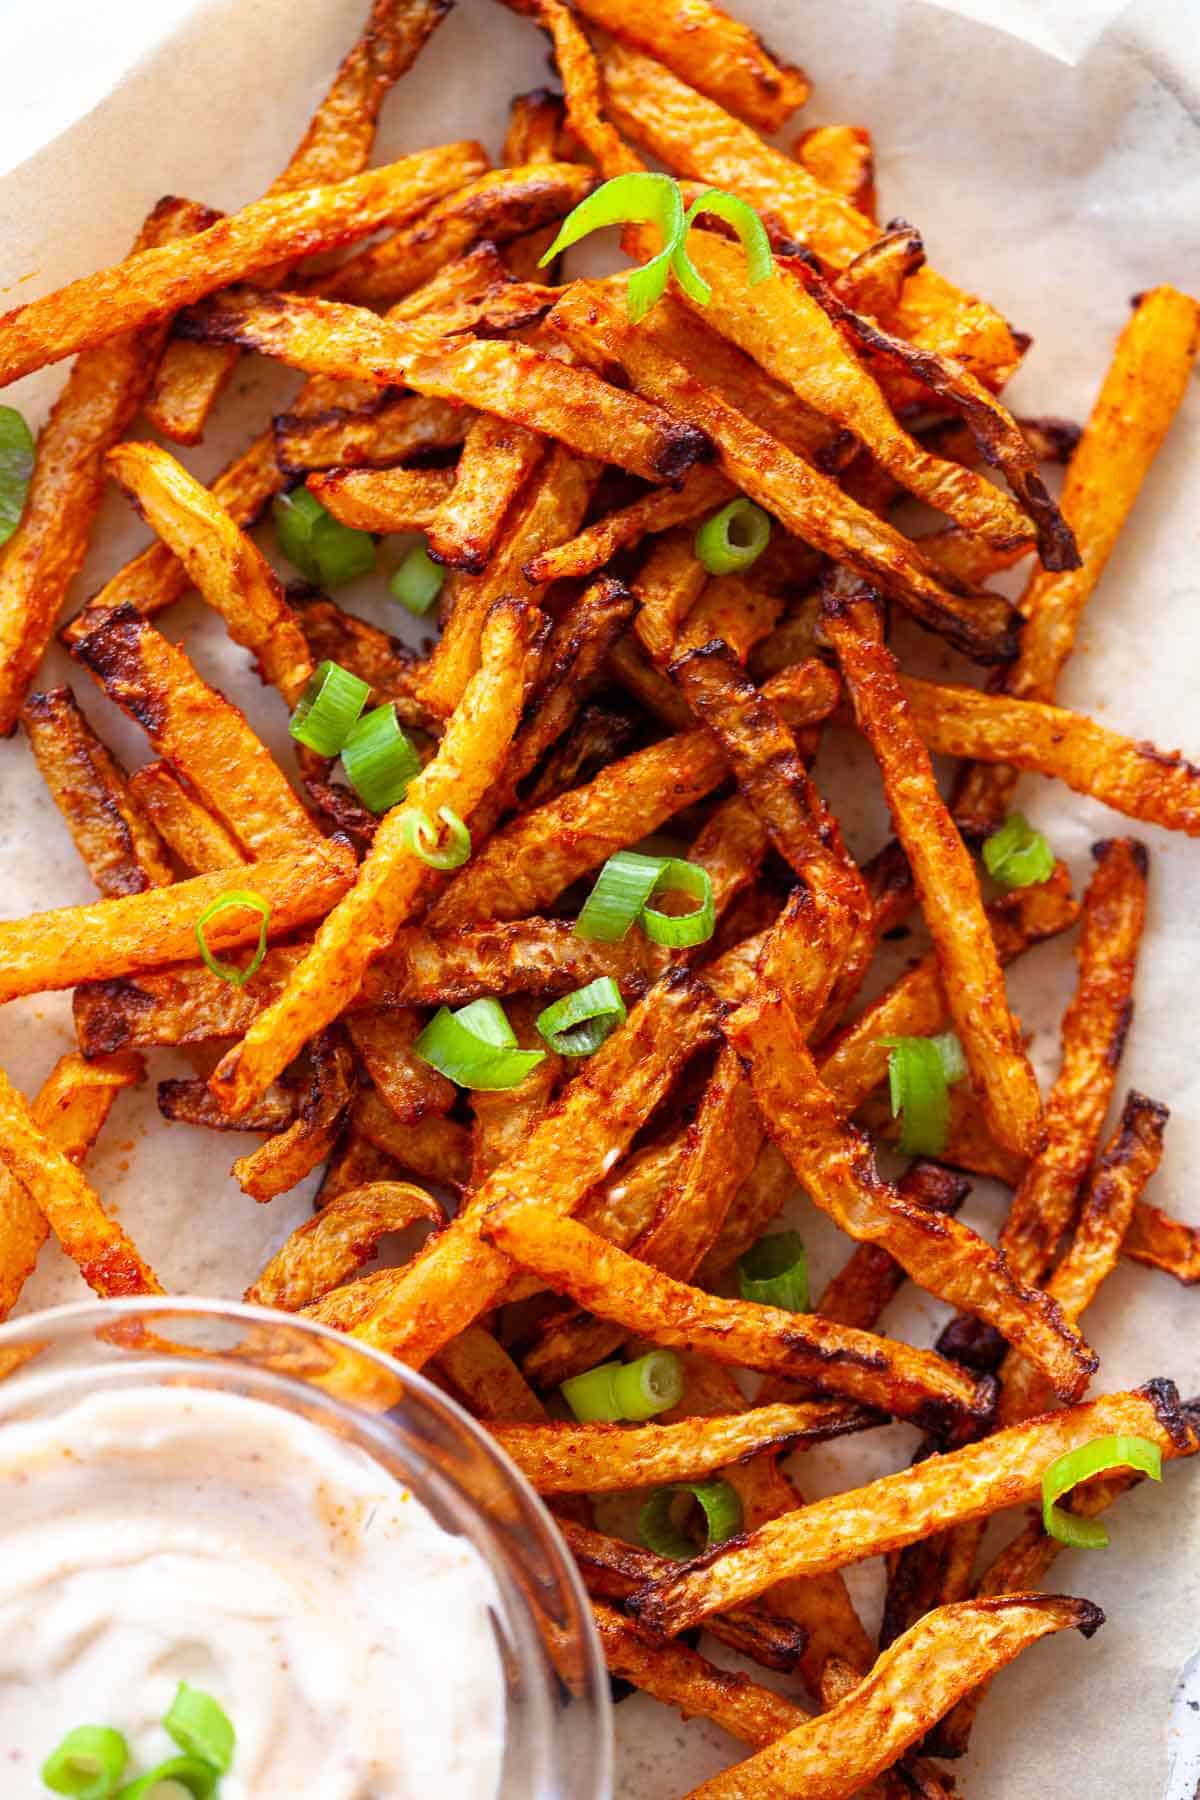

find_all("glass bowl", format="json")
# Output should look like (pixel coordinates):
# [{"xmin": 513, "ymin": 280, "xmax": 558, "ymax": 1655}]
[{"xmin": 0, "ymin": 1296, "xmax": 612, "ymax": 1799}]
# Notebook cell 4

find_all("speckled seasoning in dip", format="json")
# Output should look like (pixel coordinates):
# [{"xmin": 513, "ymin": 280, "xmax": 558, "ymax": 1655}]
[{"xmin": 0, "ymin": 1385, "xmax": 505, "ymax": 1797}]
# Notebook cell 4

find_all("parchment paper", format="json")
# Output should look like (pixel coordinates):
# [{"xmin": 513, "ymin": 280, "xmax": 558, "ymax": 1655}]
[{"xmin": 1, "ymin": 1, "xmax": 1198, "ymax": 1794}]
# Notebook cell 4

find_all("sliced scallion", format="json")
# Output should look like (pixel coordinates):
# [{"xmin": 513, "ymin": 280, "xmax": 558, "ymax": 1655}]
[
  {"xmin": 194, "ymin": 890, "xmax": 270, "ymax": 988},
  {"xmin": 414, "ymin": 999, "xmax": 547, "ymax": 1091},
  {"xmin": 694, "ymin": 498, "xmax": 771, "ymax": 575},
  {"xmin": 561, "ymin": 1350, "xmax": 683, "ymax": 1423},
  {"xmin": 673, "ymin": 188, "xmax": 776, "ymax": 309},
  {"xmin": 640, "ymin": 859, "xmax": 715, "ymax": 948},
  {"xmin": 399, "ymin": 804, "xmax": 471, "ymax": 870},
  {"xmin": 539, "ymin": 171, "xmax": 686, "ymax": 323},
  {"xmin": 574, "ymin": 850, "xmax": 668, "ymax": 943},
  {"xmin": 639, "ymin": 1478, "xmax": 743, "ymax": 1561},
  {"xmin": 1041, "ymin": 1434, "xmax": 1162, "ymax": 1550},
  {"xmin": 114, "ymin": 1756, "xmax": 219, "ymax": 1799},
  {"xmin": 163, "ymin": 1684, "xmax": 234, "ymax": 1775},
  {"xmin": 41, "ymin": 1726, "xmax": 128, "ymax": 1799},
  {"xmin": 737, "ymin": 1231, "xmax": 809, "ymax": 1313},
  {"xmin": 389, "ymin": 542, "xmax": 444, "ymax": 615},
  {"xmin": 879, "ymin": 1033, "xmax": 967, "ymax": 1158},
  {"xmin": 272, "ymin": 487, "xmax": 375, "ymax": 589},
  {"xmin": 536, "ymin": 977, "xmax": 627, "ymax": 1057},
  {"xmin": 340, "ymin": 703, "xmax": 421, "ymax": 814},
  {"xmin": 0, "ymin": 405, "xmax": 35, "ymax": 547},
  {"xmin": 982, "ymin": 813, "xmax": 1055, "ymax": 890},
  {"xmin": 287, "ymin": 659, "xmax": 369, "ymax": 757}
]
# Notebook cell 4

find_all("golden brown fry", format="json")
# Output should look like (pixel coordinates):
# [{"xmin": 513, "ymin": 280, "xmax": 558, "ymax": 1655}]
[
  {"xmin": 591, "ymin": 1600, "xmax": 808, "ymax": 1745},
  {"xmin": 347, "ymin": 1008, "xmax": 456, "ymax": 1125},
  {"xmin": 794, "ymin": 125, "xmax": 876, "ymax": 219},
  {"xmin": 956, "ymin": 285, "xmax": 1200, "ymax": 833},
  {"xmin": 436, "ymin": 1325, "xmax": 547, "ymax": 1424},
  {"xmin": 816, "ymin": 866, "xmax": 1078, "ymax": 1119},
  {"xmin": 632, "ymin": 527, "xmax": 709, "ymax": 666},
  {"xmin": 352, "ymin": 1090, "xmax": 472, "ymax": 1189},
  {"xmin": 1123, "ymin": 1200, "xmax": 1200, "ymax": 1285},
  {"xmin": 595, "ymin": 37, "xmax": 1024, "ymax": 385},
  {"xmin": 421, "ymin": 445, "xmax": 597, "ymax": 718},
  {"xmin": 502, "ymin": 89, "xmax": 566, "ymax": 166},
  {"xmin": 427, "ymin": 418, "xmax": 545, "ymax": 572},
  {"xmin": 821, "ymin": 586, "xmax": 1043, "ymax": 1158},
  {"xmin": 493, "ymin": 1399, "xmax": 874, "ymax": 1494},
  {"xmin": 674, "ymin": 235, "xmax": 1043, "ymax": 554},
  {"xmin": 522, "ymin": 1046, "xmax": 761, "ymax": 1387},
  {"xmin": 571, "ymin": 0, "xmax": 807, "ymax": 131},
  {"xmin": 1001, "ymin": 838, "xmax": 1148, "ymax": 1285},
  {"xmin": 469, "ymin": 999, "xmax": 563, "ymax": 1186},
  {"xmin": 308, "ymin": 465, "xmax": 457, "ymax": 533},
  {"xmin": 0, "ymin": 144, "xmax": 488, "ymax": 387},
  {"xmin": 147, "ymin": 0, "xmax": 452, "ymax": 441},
  {"xmin": 607, "ymin": 632, "xmax": 694, "ymax": 729},
  {"xmin": 630, "ymin": 1380, "xmax": 1194, "ymax": 1636},
  {"xmin": 343, "ymin": 972, "xmax": 721, "ymax": 1365},
  {"xmin": 0, "ymin": 196, "xmax": 216, "ymax": 732},
  {"xmin": 694, "ymin": 1142, "xmax": 796, "ymax": 1288},
  {"xmin": 245, "ymin": 1180, "xmax": 442, "ymax": 1310},
  {"xmin": 159, "ymin": 1079, "xmax": 297, "ymax": 1135},
  {"xmin": 318, "ymin": 1128, "xmax": 404, "ymax": 1206},
  {"xmin": 724, "ymin": 989, "xmax": 1094, "ymax": 1401},
  {"xmin": 22, "ymin": 688, "xmax": 173, "ymax": 895},
  {"xmin": 836, "ymin": 222, "xmax": 925, "ymax": 320},
  {"xmin": 233, "ymin": 1033, "xmax": 357, "ymax": 1202},
  {"xmin": 525, "ymin": 466, "xmax": 736, "ymax": 586},
  {"xmin": 318, "ymin": 161, "xmax": 598, "ymax": 305},
  {"xmin": 73, "ymin": 608, "xmax": 322, "ymax": 858},
  {"xmin": 910, "ymin": 682, "xmax": 1200, "ymax": 843},
  {"xmin": 485, "ymin": 1200, "xmax": 990, "ymax": 1429},
  {"xmin": 126, "ymin": 764, "xmax": 247, "ymax": 874},
  {"xmin": 549, "ymin": 282, "xmax": 1018, "ymax": 664},
  {"xmin": 275, "ymin": 391, "xmax": 468, "ymax": 474},
  {"xmin": 812, "ymin": 1161, "xmax": 970, "ymax": 1337},
  {"xmin": 680, "ymin": 1596, "xmax": 1103, "ymax": 1800},
  {"xmin": 107, "ymin": 443, "xmax": 313, "ymax": 703},
  {"xmin": 674, "ymin": 573, "xmax": 782, "ymax": 663},
  {"xmin": 0, "ymin": 843, "xmax": 353, "ymax": 1005},
  {"xmin": 516, "ymin": 0, "xmax": 642, "ymax": 178},
  {"xmin": 177, "ymin": 290, "xmax": 711, "ymax": 487},
  {"xmin": 210, "ymin": 600, "xmax": 538, "ymax": 1114},
  {"xmin": 0, "ymin": 1060, "xmax": 160, "ymax": 1299},
  {"xmin": 0, "ymin": 1051, "xmax": 142, "ymax": 1319},
  {"xmin": 786, "ymin": 253, "xmax": 1077, "ymax": 570}
]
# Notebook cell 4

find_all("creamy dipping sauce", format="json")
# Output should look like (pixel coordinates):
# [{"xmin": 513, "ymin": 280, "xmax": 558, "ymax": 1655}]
[{"xmin": 0, "ymin": 1385, "xmax": 506, "ymax": 1798}]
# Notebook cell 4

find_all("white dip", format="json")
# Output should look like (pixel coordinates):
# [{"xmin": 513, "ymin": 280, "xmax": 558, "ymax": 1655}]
[{"xmin": 0, "ymin": 1384, "xmax": 505, "ymax": 1798}]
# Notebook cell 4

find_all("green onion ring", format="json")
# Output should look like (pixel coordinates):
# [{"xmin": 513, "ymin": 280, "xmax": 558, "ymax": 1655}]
[
  {"xmin": 1041, "ymin": 1434, "xmax": 1162, "ymax": 1549},
  {"xmin": 194, "ymin": 890, "xmax": 270, "ymax": 989},
  {"xmin": 399, "ymin": 805, "xmax": 471, "ymax": 870},
  {"xmin": 41, "ymin": 1725, "xmax": 129, "ymax": 1798},
  {"xmin": 340, "ymin": 703, "xmax": 421, "ymax": 814},
  {"xmin": 389, "ymin": 541, "xmax": 444, "ymax": 615},
  {"xmin": 561, "ymin": 1350, "xmax": 683, "ymax": 1422},
  {"xmin": 114, "ymin": 1755, "xmax": 219, "ymax": 1800},
  {"xmin": 982, "ymin": 813, "xmax": 1055, "ymax": 889},
  {"xmin": 738, "ymin": 1231, "xmax": 809, "ymax": 1313},
  {"xmin": 536, "ymin": 977, "xmax": 627, "ymax": 1057},
  {"xmin": 639, "ymin": 1479, "xmax": 743, "ymax": 1561},
  {"xmin": 640, "ymin": 859, "xmax": 715, "ymax": 948},
  {"xmin": 287, "ymin": 659, "xmax": 369, "ymax": 757},
  {"xmin": 694, "ymin": 498, "xmax": 772, "ymax": 575},
  {"xmin": 414, "ymin": 1000, "xmax": 547, "ymax": 1091},
  {"xmin": 163, "ymin": 1683, "xmax": 235, "ymax": 1774},
  {"xmin": 574, "ymin": 850, "xmax": 668, "ymax": 943}
]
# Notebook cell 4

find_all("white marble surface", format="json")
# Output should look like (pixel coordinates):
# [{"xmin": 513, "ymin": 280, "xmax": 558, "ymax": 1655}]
[{"xmin": 0, "ymin": 0, "xmax": 1198, "ymax": 1793}]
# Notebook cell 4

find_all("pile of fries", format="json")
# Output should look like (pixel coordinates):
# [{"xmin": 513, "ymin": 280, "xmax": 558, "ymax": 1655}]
[{"xmin": 0, "ymin": 0, "xmax": 1198, "ymax": 1791}]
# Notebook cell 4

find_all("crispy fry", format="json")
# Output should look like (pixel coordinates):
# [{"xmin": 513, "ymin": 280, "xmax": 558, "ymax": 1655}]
[
  {"xmin": 908, "ymin": 680, "xmax": 1200, "ymax": 842},
  {"xmin": 525, "ymin": 466, "xmax": 736, "ymax": 587},
  {"xmin": 232, "ymin": 1032, "xmax": 357, "ymax": 1201},
  {"xmin": 630, "ymin": 1380, "xmax": 1195, "ymax": 1635},
  {"xmin": 680, "ymin": 1596, "xmax": 1103, "ymax": 1800},
  {"xmin": 126, "ymin": 764, "xmax": 247, "ymax": 874},
  {"xmin": 0, "ymin": 196, "xmax": 216, "ymax": 732},
  {"xmin": 1001, "ymin": 838, "xmax": 1148, "ymax": 1284},
  {"xmin": 522, "ymin": 1045, "xmax": 762, "ymax": 1387},
  {"xmin": 695, "ymin": 1141, "xmax": 795, "ymax": 1287},
  {"xmin": 469, "ymin": 999, "xmax": 563, "ymax": 1185},
  {"xmin": 674, "ymin": 235, "xmax": 1044, "ymax": 554},
  {"xmin": 794, "ymin": 125, "xmax": 876, "ymax": 219},
  {"xmin": 1123, "ymin": 1200, "xmax": 1200, "ymax": 1285},
  {"xmin": 591, "ymin": 1601, "xmax": 808, "ymax": 1743},
  {"xmin": 502, "ymin": 89, "xmax": 566, "ymax": 166},
  {"xmin": 352, "ymin": 1090, "xmax": 471, "ymax": 1189},
  {"xmin": 348, "ymin": 1006, "xmax": 456, "ymax": 1125},
  {"xmin": 0, "ymin": 1060, "xmax": 160, "ymax": 1298},
  {"xmin": 0, "ymin": 1051, "xmax": 143, "ymax": 1318},
  {"xmin": 177, "ymin": 291, "xmax": 712, "ymax": 487},
  {"xmin": 342, "ymin": 971, "xmax": 720, "ymax": 1364},
  {"xmin": 0, "ymin": 842, "xmax": 353, "ymax": 1005},
  {"xmin": 674, "ymin": 573, "xmax": 782, "ymax": 663},
  {"xmin": 486, "ymin": 1200, "xmax": 990, "ymax": 1429},
  {"xmin": 318, "ymin": 1128, "xmax": 404, "ymax": 1206},
  {"xmin": 421, "ymin": 445, "xmax": 597, "ymax": 718},
  {"xmin": 73, "ymin": 608, "xmax": 322, "ymax": 858},
  {"xmin": 0, "ymin": 145, "xmax": 488, "ymax": 387},
  {"xmin": 107, "ymin": 443, "xmax": 313, "ymax": 703},
  {"xmin": 811, "ymin": 1161, "xmax": 970, "ymax": 1338},
  {"xmin": 147, "ymin": 0, "xmax": 453, "ymax": 441},
  {"xmin": 318, "ymin": 161, "xmax": 598, "ymax": 305},
  {"xmin": 956, "ymin": 286, "xmax": 1200, "ymax": 833},
  {"xmin": 436, "ymin": 1325, "xmax": 547, "ymax": 1424},
  {"xmin": 22, "ymin": 688, "xmax": 173, "ymax": 895},
  {"xmin": 595, "ymin": 37, "xmax": 1024, "ymax": 385},
  {"xmin": 724, "ymin": 988, "xmax": 1094, "ymax": 1401},
  {"xmin": 210, "ymin": 600, "xmax": 538, "ymax": 1113},
  {"xmin": 275, "ymin": 391, "xmax": 467, "ymax": 474},
  {"xmin": 632, "ymin": 527, "xmax": 708, "ymax": 666},
  {"xmin": 427, "ymin": 418, "xmax": 545, "ymax": 572},
  {"xmin": 822, "ymin": 585, "xmax": 1043, "ymax": 1157},
  {"xmin": 549, "ymin": 282, "xmax": 1019, "ymax": 664},
  {"xmin": 159, "ymin": 1079, "xmax": 297, "ymax": 1135},
  {"xmin": 571, "ymin": 0, "xmax": 807, "ymax": 131},
  {"xmin": 816, "ymin": 865, "xmax": 1078, "ymax": 1119},
  {"xmin": 493, "ymin": 1398, "xmax": 875, "ymax": 1494},
  {"xmin": 308, "ymin": 465, "xmax": 456, "ymax": 534},
  {"xmin": 245, "ymin": 1180, "xmax": 442, "ymax": 1310}
]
